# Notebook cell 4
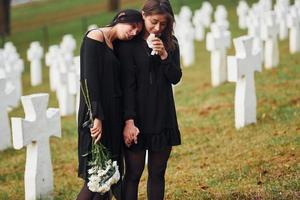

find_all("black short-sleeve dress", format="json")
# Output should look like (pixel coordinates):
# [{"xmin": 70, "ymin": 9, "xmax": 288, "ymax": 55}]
[
  {"xmin": 77, "ymin": 31, "xmax": 123, "ymax": 180},
  {"xmin": 116, "ymin": 36, "xmax": 182, "ymax": 152}
]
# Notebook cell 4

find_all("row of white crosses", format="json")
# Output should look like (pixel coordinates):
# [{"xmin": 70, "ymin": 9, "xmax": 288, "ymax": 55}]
[
  {"xmin": 45, "ymin": 34, "xmax": 79, "ymax": 117},
  {"xmin": 1, "ymin": 42, "xmax": 24, "ymax": 107},
  {"xmin": 0, "ymin": 42, "xmax": 24, "ymax": 150},
  {"xmin": 26, "ymin": 34, "xmax": 79, "ymax": 117},
  {"xmin": 192, "ymin": 1, "xmax": 213, "ymax": 41},
  {"xmin": 242, "ymin": 0, "xmax": 300, "ymax": 56},
  {"xmin": 175, "ymin": 2, "xmax": 214, "ymax": 67},
  {"xmin": 228, "ymin": 0, "xmax": 299, "ymax": 129},
  {"xmin": 175, "ymin": 6, "xmax": 195, "ymax": 67}
]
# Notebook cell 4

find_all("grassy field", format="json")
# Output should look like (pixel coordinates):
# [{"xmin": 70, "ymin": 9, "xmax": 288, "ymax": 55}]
[{"xmin": 1, "ymin": 0, "xmax": 300, "ymax": 199}]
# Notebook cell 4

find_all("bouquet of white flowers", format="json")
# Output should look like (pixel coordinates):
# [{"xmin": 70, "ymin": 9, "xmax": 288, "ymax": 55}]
[
  {"xmin": 86, "ymin": 142, "xmax": 120, "ymax": 193},
  {"xmin": 80, "ymin": 79, "xmax": 120, "ymax": 194}
]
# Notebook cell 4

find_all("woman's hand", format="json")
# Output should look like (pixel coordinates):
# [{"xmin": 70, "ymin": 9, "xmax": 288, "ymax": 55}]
[
  {"xmin": 151, "ymin": 37, "xmax": 168, "ymax": 60},
  {"xmin": 90, "ymin": 118, "xmax": 102, "ymax": 143},
  {"xmin": 123, "ymin": 119, "xmax": 140, "ymax": 147}
]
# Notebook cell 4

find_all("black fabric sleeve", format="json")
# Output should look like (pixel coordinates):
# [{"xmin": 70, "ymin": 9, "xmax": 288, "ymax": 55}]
[
  {"xmin": 118, "ymin": 42, "xmax": 137, "ymax": 120},
  {"xmin": 83, "ymin": 39, "xmax": 104, "ymax": 120},
  {"xmin": 161, "ymin": 38, "xmax": 182, "ymax": 84}
]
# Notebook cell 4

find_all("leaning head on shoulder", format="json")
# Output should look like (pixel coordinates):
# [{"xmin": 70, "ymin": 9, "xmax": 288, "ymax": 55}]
[{"xmin": 87, "ymin": 9, "xmax": 144, "ymax": 44}]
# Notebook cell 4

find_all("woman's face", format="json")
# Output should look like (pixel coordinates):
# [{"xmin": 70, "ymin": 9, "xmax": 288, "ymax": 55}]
[
  {"xmin": 143, "ymin": 13, "xmax": 168, "ymax": 36},
  {"xmin": 117, "ymin": 22, "xmax": 143, "ymax": 40}
]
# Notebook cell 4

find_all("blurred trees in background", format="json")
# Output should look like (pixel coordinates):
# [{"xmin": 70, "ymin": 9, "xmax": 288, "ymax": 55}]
[
  {"xmin": 108, "ymin": 0, "xmax": 119, "ymax": 11},
  {"xmin": 0, "ymin": 0, "xmax": 11, "ymax": 36}
]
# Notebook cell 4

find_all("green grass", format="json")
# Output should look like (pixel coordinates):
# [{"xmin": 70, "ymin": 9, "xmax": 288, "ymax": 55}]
[{"xmin": 0, "ymin": 0, "xmax": 300, "ymax": 199}]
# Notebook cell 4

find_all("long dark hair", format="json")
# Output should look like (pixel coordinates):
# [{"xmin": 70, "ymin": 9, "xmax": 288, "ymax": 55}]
[{"xmin": 142, "ymin": 0, "xmax": 176, "ymax": 51}]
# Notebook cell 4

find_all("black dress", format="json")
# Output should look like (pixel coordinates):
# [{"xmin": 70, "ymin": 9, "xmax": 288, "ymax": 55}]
[
  {"xmin": 116, "ymin": 36, "xmax": 182, "ymax": 152},
  {"xmin": 77, "ymin": 32, "xmax": 123, "ymax": 180}
]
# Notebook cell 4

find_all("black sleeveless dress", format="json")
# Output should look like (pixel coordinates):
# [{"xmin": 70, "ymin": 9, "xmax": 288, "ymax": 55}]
[{"xmin": 77, "ymin": 31, "xmax": 123, "ymax": 180}]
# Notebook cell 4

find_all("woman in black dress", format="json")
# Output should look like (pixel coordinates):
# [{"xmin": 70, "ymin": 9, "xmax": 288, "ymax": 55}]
[
  {"xmin": 117, "ymin": 1, "xmax": 182, "ymax": 200},
  {"xmin": 77, "ymin": 9, "xmax": 143, "ymax": 200}
]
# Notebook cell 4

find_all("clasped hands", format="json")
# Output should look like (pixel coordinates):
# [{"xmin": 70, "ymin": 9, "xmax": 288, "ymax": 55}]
[
  {"xmin": 90, "ymin": 118, "xmax": 140, "ymax": 147},
  {"xmin": 123, "ymin": 119, "xmax": 140, "ymax": 147}
]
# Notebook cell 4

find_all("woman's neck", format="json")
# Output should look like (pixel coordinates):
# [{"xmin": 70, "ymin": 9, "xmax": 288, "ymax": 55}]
[{"xmin": 101, "ymin": 27, "xmax": 117, "ymax": 43}]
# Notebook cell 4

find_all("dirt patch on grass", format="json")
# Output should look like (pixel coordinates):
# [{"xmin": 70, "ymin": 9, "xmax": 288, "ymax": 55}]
[{"xmin": 198, "ymin": 104, "xmax": 232, "ymax": 116}]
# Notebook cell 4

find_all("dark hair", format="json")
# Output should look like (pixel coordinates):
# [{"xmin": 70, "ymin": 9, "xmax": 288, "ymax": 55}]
[
  {"xmin": 108, "ymin": 9, "xmax": 143, "ymax": 27},
  {"xmin": 142, "ymin": 0, "xmax": 176, "ymax": 51}
]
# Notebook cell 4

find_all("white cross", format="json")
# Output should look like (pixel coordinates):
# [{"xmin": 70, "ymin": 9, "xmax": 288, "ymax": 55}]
[
  {"xmin": 27, "ymin": 41, "xmax": 44, "ymax": 86},
  {"xmin": 45, "ymin": 45, "xmax": 61, "ymax": 91},
  {"xmin": 201, "ymin": 1, "xmax": 213, "ymax": 28},
  {"xmin": 228, "ymin": 36, "xmax": 262, "ymax": 129},
  {"xmin": 206, "ymin": 23, "xmax": 231, "ymax": 87},
  {"xmin": 193, "ymin": 9, "xmax": 205, "ymax": 41},
  {"xmin": 237, "ymin": 0, "xmax": 249, "ymax": 30},
  {"xmin": 4, "ymin": 52, "xmax": 24, "ymax": 107},
  {"xmin": 275, "ymin": 7, "xmax": 288, "ymax": 41},
  {"xmin": 261, "ymin": 11, "xmax": 280, "ymax": 69},
  {"xmin": 287, "ymin": 7, "xmax": 300, "ymax": 54},
  {"xmin": 0, "ymin": 78, "xmax": 13, "ymax": 150},
  {"xmin": 11, "ymin": 93, "xmax": 61, "ymax": 200}
]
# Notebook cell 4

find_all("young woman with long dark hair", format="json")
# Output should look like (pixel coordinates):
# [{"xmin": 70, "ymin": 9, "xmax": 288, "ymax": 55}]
[
  {"xmin": 77, "ymin": 9, "xmax": 143, "ymax": 200},
  {"xmin": 117, "ymin": 1, "xmax": 182, "ymax": 199}
]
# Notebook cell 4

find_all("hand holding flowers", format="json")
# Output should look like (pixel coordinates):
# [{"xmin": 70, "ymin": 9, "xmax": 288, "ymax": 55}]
[
  {"xmin": 81, "ymin": 79, "xmax": 120, "ymax": 193},
  {"xmin": 90, "ymin": 118, "xmax": 102, "ymax": 143}
]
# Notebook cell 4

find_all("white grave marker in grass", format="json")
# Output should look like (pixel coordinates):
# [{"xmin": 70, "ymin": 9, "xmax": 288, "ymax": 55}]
[
  {"xmin": 261, "ymin": 11, "xmax": 280, "ymax": 69},
  {"xmin": 11, "ymin": 93, "xmax": 61, "ymax": 200},
  {"xmin": 287, "ymin": 7, "xmax": 300, "ymax": 54},
  {"xmin": 27, "ymin": 41, "xmax": 44, "ymax": 86},
  {"xmin": 0, "ymin": 78, "xmax": 13, "ymax": 150},
  {"xmin": 206, "ymin": 23, "xmax": 231, "ymax": 87},
  {"xmin": 228, "ymin": 36, "xmax": 262, "ymax": 129}
]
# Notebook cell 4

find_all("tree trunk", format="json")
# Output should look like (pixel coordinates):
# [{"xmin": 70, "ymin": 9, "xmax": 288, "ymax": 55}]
[
  {"xmin": 108, "ymin": 0, "xmax": 119, "ymax": 11},
  {"xmin": 0, "ymin": 0, "xmax": 11, "ymax": 36}
]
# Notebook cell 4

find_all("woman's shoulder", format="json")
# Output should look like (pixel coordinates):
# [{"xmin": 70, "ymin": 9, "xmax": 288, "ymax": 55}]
[
  {"xmin": 84, "ymin": 29, "xmax": 105, "ymax": 44},
  {"xmin": 87, "ymin": 29, "xmax": 104, "ymax": 41}
]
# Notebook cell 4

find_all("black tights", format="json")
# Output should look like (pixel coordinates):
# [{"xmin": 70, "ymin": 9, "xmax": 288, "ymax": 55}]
[
  {"xmin": 76, "ymin": 181, "xmax": 110, "ymax": 200},
  {"xmin": 123, "ymin": 147, "xmax": 171, "ymax": 200}
]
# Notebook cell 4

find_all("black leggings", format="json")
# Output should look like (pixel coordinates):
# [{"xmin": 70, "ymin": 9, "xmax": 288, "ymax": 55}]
[{"xmin": 123, "ymin": 147, "xmax": 172, "ymax": 200}]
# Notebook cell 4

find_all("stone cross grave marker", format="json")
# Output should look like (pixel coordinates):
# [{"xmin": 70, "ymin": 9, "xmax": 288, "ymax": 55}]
[
  {"xmin": 45, "ymin": 45, "xmax": 61, "ymax": 91},
  {"xmin": 237, "ymin": 0, "xmax": 249, "ymax": 30},
  {"xmin": 261, "ymin": 11, "xmax": 280, "ymax": 69},
  {"xmin": 228, "ymin": 36, "xmax": 262, "ymax": 129},
  {"xmin": 0, "ymin": 78, "xmax": 13, "ymax": 150},
  {"xmin": 27, "ymin": 42, "xmax": 44, "ymax": 86},
  {"xmin": 11, "ymin": 93, "xmax": 61, "ymax": 200},
  {"xmin": 206, "ymin": 23, "xmax": 231, "ymax": 87},
  {"xmin": 275, "ymin": 5, "xmax": 289, "ymax": 40},
  {"xmin": 287, "ymin": 7, "xmax": 300, "ymax": 54}
]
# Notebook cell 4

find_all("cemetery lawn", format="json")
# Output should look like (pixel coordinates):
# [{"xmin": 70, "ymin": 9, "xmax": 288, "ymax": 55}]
[{"xmin": 1, "ymin": 0, "xmax": 299, "ymax": 199}]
